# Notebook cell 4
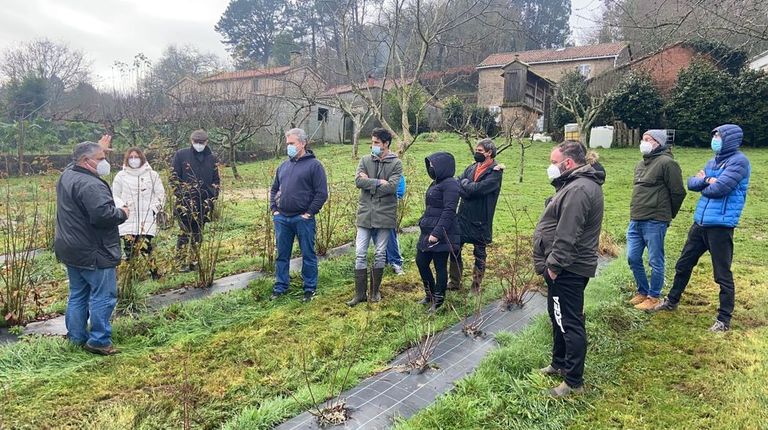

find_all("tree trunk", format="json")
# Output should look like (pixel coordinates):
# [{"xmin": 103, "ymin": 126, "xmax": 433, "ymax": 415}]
[
  {"xmin": 17, "ymin": 120, "xmax": 24, "ymax": 176},
  {"xmin": 518, "ymin": 143, "xmax": 526, "ymax": 183},
  {"xmin": 352, "ymin": 118, "xmax": 361, "ymax": 159},
  {"xmin": 229, "ymin": 144, "xmax": 241, "ymax": 180}
]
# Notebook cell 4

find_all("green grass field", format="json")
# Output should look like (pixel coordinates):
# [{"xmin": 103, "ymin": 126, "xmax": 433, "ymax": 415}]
[{"xmin": 1, "ymin": 133, "xmax": 767, "ymax": 429}]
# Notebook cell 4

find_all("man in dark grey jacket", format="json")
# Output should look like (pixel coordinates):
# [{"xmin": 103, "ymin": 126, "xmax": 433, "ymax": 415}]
[
  {"xmin": 347, "ymin": 128, "xmax": 402, "ymax": 307},
  {"xmin": 533, "ymin": 141, "xmax": 605, "ymax": 397},
  {"xmin": 55, "ymin": 138, "xmax": 128, "ymax": 355}
]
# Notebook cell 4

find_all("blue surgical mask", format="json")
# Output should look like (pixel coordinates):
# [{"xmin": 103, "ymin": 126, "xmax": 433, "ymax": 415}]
[
  {"xmin": 287, "ymin": 144, "xmax": 298, "ymax": 158},
  {"xmin": 711, "ymin": 137, "xmax": 722, "ymax": 153},
  {"xmin": 371, "ymin": 145, "xmax": 382, "ymax": 157}
]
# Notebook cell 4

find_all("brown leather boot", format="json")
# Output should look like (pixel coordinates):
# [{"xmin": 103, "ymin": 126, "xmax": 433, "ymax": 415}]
[
  {"xmin": 448, "ymin": 257, "xmax": 463, "ymax": 290},
  {"xmin": 470, "ymin": 267, "xmax": 485, "ymax": 294}
]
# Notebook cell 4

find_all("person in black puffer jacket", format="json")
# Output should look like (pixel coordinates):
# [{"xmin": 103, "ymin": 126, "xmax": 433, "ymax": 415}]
[{"xmin": 416, "ymin": 152, "xmax": 460, "ymax": 312}]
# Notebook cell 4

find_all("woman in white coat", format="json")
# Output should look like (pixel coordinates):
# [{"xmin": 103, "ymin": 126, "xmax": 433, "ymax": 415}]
[{"xmin": 112, "ymin": 148, "xmax": 166, "ymax": 279}]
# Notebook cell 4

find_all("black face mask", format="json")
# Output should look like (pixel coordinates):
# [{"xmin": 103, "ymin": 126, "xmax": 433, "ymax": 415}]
[
  {"xmin": 473, "ymin": 152, "xmax": 487, "ymax": 163},
  {"xmin": 427, "ymin": 166, "xmax": 436, "ymax": 179}
]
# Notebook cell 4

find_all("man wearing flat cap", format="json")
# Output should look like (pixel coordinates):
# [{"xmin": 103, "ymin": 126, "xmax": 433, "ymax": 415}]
[{"xmin": 170, "ymin": 129, "xmax": 221, "ymax": 272}]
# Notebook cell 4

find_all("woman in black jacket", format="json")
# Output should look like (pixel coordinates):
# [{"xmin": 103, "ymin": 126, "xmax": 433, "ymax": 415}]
[{"xmin": 416, "ymin": 152, "xmax": 461, "ymax": 312}]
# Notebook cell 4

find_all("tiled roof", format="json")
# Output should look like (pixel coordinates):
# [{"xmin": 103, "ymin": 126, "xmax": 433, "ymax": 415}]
[
  {"xmin": 478, "ymin": 43, "xmax": 628, "ymax": 68},
  {"xmin": 201, "ymin": 66, "xmax": 293, "ymax": 82}
]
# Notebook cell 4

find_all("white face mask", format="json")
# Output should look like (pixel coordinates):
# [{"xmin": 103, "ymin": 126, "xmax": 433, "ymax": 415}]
[
  {"xmin": 639, "ymin": 141, "xmax": 655, "ymax": 155},
  {"xmin": 546, "ymin": 163, "xmax": 562, "ymax": 181},
  {"xmin": 192, "ymin": 143, "xmax": 206, "ymax": 152},
  {"xmin": 95, "ymin": 159, "xmax": 110, "ymax": 176},
  {"xmin": 128, "ymin": 157, "xmax": 142, "ymax": 168}
]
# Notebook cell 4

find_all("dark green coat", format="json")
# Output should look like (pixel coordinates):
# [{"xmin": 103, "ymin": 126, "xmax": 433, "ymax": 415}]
[
  {"xmin": 630, "ymin": 147, "xmax": 686, "ymax": 222},
  {"xmin": 355, "ymin": 152, "xmax": 403, "ymax": 229},
  {"xmin": 457, "ymin": 160, "xmax": 503, "ymax": 245}
]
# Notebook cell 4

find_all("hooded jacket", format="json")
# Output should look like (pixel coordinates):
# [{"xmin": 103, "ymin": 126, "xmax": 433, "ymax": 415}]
[
  {"xmin": 355, "ymin": 152, "xmax": 403, "ymax": 229},
  {"xmin": 457, "ymin": 159, "xmax": 503, "ymax": 245},
  {"xmin": 533, "ymin": 164, "xmax": 605, "ymax": 278},
  {"xmin": 112, "ymin": 162, "xmax": 166, "ymax": 237},
  {"xmin": 688, "ymin": 124, "xmax": 751, "ymax": 228},
  {"xmin": 630, "ymin": 146, "xmax": 686, "ymax": 222},
  {"xmin": 418, "ymin": 152, "xmax": 460, "ymax": 253},
  {"xmin": 270, "ymin": 150, "xmax": 328, "ymax": 217},
  {"xmin": 55, "ymin": 165, "xmax": 128, "ymax": 269}
]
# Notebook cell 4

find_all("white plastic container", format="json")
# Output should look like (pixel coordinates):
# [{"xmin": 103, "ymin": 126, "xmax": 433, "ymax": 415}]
[{"xmin": 589, "ymin": 125, "xmax": 614, "ymax": 148}]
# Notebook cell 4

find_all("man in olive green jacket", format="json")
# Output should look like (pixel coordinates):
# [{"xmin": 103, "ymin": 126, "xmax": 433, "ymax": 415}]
[
  {"xmin": 347, "ymin": 128, "xmax": 403, "ymax": 306},
  {"xmin": 627, "ymin": 129, "xmax": 686, "ymax": 310}
]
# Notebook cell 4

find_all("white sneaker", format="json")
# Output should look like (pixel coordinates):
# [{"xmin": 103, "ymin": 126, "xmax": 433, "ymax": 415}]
[{"xmin": 392, "ymin": 264, "xmax": 405, "ymax": 275}]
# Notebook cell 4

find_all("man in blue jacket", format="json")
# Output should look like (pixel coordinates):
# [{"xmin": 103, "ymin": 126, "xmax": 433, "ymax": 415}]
[
  {"xmin": 270, "ymin": 128, "xmax": 328, "ymax": 302},
  {"xmin": 652, "ymin": 124, "xmax": 751, "ymax": 332}
]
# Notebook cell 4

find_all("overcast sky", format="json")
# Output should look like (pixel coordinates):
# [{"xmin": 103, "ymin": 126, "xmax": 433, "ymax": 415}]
[{"xmin": 0, "ymin": 0, "xmax": 602, "ymax": 89}]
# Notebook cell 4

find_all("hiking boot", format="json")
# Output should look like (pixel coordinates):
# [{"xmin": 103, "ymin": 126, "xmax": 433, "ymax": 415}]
[
  {"xmin": 549, "ymin": 381, "xmax": 584, "ymax": 398},
  {"xmin": 418, "ymin": 296, "xmax": 432, "ymax": 305},
  {"xmin": 270, "ymin": 291, "xmax": 285, "ymax": 301},
  {"xmin": 347, "ymin": 269, "xmax": 368, "ymax": 307},
  {"xmin": 709, "ymin": 320, "xmax": 730, "ymax": 332},
  {"xmin": 302, "ymin": 291, "xmax": 315, "ymax": 303},
  {"xmin": 370, "ymin": 268, "xmax": 384, "ymax": 303},
  {"xmin": 629, "ymin": 293, "xmax": 647, "ymax": 306},
  {"xmin": 635, "ymin": 297, "xmax": 660, "ymax": 311},
  {"xmin": 539, "ymin": 365, "xmax": 564, "ymax": 377},
  {"xmin": 391, "ymin": 264, "xmax": 405, "ymax": 276},
  {"xmin": 650, "ymin": 297, "xmax": 678, "ymax": 312},
  {"xmin": 83, "ymin": 343, "xmax": 120, "ymax": 356}
]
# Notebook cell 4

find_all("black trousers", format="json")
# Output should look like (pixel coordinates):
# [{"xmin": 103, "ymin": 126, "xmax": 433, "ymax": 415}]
[
  {"xmin": 545, "ymin": 269, "xmax": 589, "ymax": 388},
  {"xmin": 122, "ymin": 235, "xmax": 154, "ymax": 260},
  {"xmin": 175, "ymin": 200, "xmax": 213, "ymax": 249},
  {"xmin": 451, "ymin": 241, "xmax": 488, "ymax": 273},
  {"xmin": 667, "ymin": 223, "xmax": 735, "ymax": 324},
  {"xmin": 416, "ymin": 250, "xmax": 449, "ymax": 301}
]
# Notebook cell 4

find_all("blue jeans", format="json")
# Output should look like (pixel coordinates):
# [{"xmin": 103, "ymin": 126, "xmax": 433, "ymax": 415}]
[
  {"xmin": 627, "ymin": 220, "xmax": 669, "ymax": 298},
  {"xmin": 372, "ymin": 228, "xmax": 403, "ymax": 266},
  {"xmin": 65, "ymin": 266, "xmax": 118, "ymax": 347},
  {"xmin": 273, "ymin": 214, "xmax": 318, "ymax": 293},
  {"xmin": 355, "ymin": 227, "xmax": 389, "ymax": 270}
]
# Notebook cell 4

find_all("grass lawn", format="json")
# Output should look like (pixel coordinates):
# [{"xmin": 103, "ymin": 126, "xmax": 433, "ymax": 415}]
[{"xmin": 1, "ymin": 133, "xmax": 767, "ymax": 429}]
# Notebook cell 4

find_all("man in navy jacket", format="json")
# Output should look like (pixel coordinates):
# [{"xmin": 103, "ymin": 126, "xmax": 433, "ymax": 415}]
[
  {"xmin": 270, "ymin": 128, "xmax": 328, "ymax": 302},
  {"xmin": 653, "ymin": 124, "xmax": 751, "ymax": 332}
]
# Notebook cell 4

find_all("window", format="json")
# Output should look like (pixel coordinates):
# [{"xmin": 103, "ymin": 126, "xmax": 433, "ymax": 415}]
[
  {"xmin": 318, "ymin": 107, "xmax": 329, "ymax": 122},
  {"xmin": 578, "ymin": 64, "xmax": 591, "ymax": 78}
]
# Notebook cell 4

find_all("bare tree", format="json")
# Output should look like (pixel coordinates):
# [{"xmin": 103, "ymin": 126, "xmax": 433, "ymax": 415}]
[
  {"xmin": 334, "ymin": 0, "xmax": 495, "ymax": 155},
  {"xmin": 495, "ymin": 108, "xmax": 539, "ymax": 183},
  {"xmin": 0, "ymin": 38, "xmax": 91, "ymax": 118}
]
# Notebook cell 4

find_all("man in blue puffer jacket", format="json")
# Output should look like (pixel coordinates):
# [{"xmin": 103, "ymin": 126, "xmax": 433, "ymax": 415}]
[{"xmin": 652, "ymin": 124, "xmax": 751, "ymax": 332}]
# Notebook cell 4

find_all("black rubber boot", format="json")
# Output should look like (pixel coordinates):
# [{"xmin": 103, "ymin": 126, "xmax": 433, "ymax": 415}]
[
  {"xmin": 370, "ymin": 268, "xmax": 384, "ymax": 303},
  {"xmin": 418, "ymin": 280, "xmax": 433, "ymax": 305},
  {"xmin": 347, "ymin": 269, "xmax": 368, "ymax": 307}
]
